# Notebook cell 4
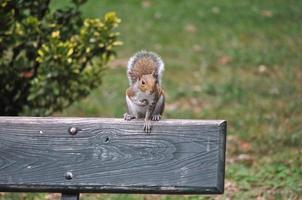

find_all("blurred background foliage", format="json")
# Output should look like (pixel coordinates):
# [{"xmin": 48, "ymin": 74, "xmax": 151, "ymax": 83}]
[
  {"xmin": 0, "ymin": 0, "xmax": 121, "ymax": 116},
  {"xmin": 1, "ymin": 0, "xmax": 302, "ymax": 199}
]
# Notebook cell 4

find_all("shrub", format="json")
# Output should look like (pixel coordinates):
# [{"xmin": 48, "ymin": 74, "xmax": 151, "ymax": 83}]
[{"xmin": 0, "ymin": 0, "xmax": 121, "ymax": 116}]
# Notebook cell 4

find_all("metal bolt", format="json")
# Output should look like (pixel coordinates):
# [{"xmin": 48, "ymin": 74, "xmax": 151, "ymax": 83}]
[
  {"xmin": 64, "ymin": 171, "xmax": 73, "ymax": 180},
  {"xmin": 69, "ymin": 127, "xmax": 77, "ymax": 135}
]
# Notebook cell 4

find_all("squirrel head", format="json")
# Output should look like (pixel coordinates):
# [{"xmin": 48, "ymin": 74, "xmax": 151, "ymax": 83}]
[{"xmin": 138, "ymin": 71, "xmax": 158, "ymax": 94}]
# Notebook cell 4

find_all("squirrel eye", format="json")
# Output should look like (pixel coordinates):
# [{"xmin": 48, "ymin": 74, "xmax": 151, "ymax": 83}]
[{"xmin": 141, "ymin": 80, "xmax": 145, "ymax": 85}]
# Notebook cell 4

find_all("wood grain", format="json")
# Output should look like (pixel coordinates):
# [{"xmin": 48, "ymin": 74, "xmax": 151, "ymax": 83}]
[{"xmin": 0, "ymin": 117, "xmax": 226, "ymax": 194}]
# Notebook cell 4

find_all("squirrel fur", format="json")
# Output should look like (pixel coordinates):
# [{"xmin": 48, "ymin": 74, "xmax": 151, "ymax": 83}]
[{"xmin": 124, "ymin": 50, "xmax": 165, "ymax": 133}]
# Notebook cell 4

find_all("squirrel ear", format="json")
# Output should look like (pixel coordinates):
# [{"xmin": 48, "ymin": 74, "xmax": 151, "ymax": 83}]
[{"xmin": 152, "ymin": 70, "xmax": 158, "ymax": 79}]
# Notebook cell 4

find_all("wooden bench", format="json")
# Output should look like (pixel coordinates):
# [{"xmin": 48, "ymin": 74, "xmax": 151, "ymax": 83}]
[{"xmin": 0, "ymin": 117, "xmax": 227, "ymax": 200}]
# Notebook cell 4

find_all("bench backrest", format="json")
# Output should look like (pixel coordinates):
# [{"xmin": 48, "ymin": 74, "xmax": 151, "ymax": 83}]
[{"xmin": 0, "ymin": 117, "xmax": 226, "ymax": 196}]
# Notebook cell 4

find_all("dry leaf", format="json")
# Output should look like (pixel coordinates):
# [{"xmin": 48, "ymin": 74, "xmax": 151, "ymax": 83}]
[
  {"xmin": 261, "ymin": 10, "xmax": 273, "ymax": 17},
  {"xmin": 184, "ymin": 24, "xmax": 197, "ymax": 33},
  {"xmin": 142, "ymin": 0, "xmax": 151, "ymax": 8},
  {"xmin": 218, "ymin": 55, "xmax": 232, "ymax": 65},
  {"xmin": 212, "ymin": 7, "xmax": 220, "ymax": 14},
  {"xmin": 258, "ymin": 64, "xmax": 267, "ymax": 74},
  {"xmin": 193, "ymin": 44, "xmax": 202, "ymax": 52},
  {"xmin": 45, "ymin": 193, "xmax": 61, "ymax": 200}
]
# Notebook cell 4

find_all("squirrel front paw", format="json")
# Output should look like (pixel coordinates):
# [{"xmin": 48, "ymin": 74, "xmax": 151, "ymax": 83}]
[
  {"xmin": 151, "ymin": 114, "xmax": 161, "ymax": 121},
  {"xmin": 143, "ymin": 120, "xmax": 152, "ymax": 133},
  {"xmin": 124, "ymin": 113, "xmax": 135, "ymax": 121}
]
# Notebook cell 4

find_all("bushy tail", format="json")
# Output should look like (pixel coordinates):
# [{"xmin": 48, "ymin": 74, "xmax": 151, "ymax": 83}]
[{"xmin": 127, "ymin": 50, "xmax": 164, "ymax": 85}]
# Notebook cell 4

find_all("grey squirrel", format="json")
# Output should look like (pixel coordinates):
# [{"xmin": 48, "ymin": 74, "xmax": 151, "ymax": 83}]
[{"xmin": 123, "ymin": 50, "xmax": 165, "ymax": 133}]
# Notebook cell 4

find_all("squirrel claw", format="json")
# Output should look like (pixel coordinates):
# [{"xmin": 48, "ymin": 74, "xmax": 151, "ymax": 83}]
[
  {"xmin": 124, "ymin": 113, "xmax": 135, "ymax": 121},
  {"xmin": 143, "ymin": 120, "xmax": 152, "ymax": 133},
  {"xmin": 151, "ymin": 114, "xmax": 161, "ymax": 121}
]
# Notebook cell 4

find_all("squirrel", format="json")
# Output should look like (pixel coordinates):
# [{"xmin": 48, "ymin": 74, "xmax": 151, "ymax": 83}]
[{"xmin": 123, "ymin": 50, "xmax": 165, "ymax": 133}]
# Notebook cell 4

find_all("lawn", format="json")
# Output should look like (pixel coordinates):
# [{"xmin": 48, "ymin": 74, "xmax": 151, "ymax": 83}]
[{"xmin": 1, "ymin": 0, "xmax": 301, "ymax": 199}]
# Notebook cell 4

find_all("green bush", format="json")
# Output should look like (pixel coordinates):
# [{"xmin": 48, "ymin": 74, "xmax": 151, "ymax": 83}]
[{"xmin": 0, "ymin": 0, "xmax": 121, "ymax": 116}]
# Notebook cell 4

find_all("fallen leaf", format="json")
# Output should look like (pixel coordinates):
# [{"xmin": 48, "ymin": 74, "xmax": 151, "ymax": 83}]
[
  {"xmin": 141, "ymin": 0, "xmax": 151, "ymax": 8},
  {"xmin": 227, "ymin": 135, "xmax": 252, "ymax": 154},
  {"xmin": 239, "ymin": 140, "xmax": 252, "ymax": 152},
  {"xmin": 258, "ymin": 64, "xmax": 268, "ymax": 74},
  {"xmin": 212, "ymin": 6, "xmax": 220, "ymax": 14},
  {"xmin": 45, "ymin": 193, "xmax": 61, "ymax": 200},
  {"xmin": 184, "ymin": 23, "xmax": 197, "ymax": 33},
  {"xmin": 193, "ymin": 44, "xmax": 202, "ymax": 52},
  {"xmin": 261, "ymin": 10, "xmax": 273, "ymax": 17},
  {"xmin": 218, "ymin": 55, "xmax": 232, "ymax": 65}
]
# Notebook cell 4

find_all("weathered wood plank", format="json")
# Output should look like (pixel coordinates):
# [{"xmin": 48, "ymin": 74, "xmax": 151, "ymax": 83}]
[{"xmin": 0, "ymin": 117, "xmax": 226, "ymax": 194}]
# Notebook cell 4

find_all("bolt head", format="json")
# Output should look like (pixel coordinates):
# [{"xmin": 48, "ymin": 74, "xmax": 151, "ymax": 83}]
[
  {"xmin": 65, "ymin": 171, "xmax": 73, "ymax": 180},
  {"xmin": 69, "ymin": 127, "xmax": 77, "ymax": 135}
]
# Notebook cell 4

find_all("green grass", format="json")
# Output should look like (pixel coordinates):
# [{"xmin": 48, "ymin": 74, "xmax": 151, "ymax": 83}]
[{"xmin": 2, "ymin": 0, "xmax": 302, "ymax": 199}]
